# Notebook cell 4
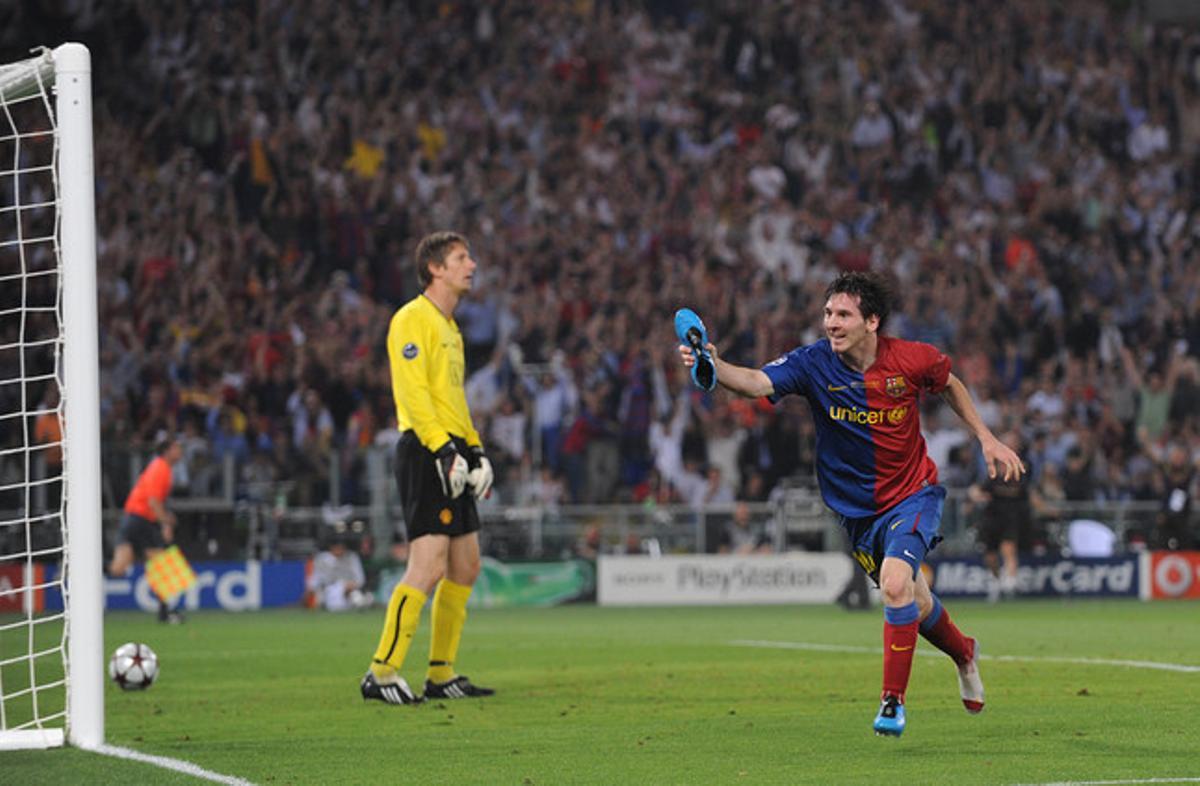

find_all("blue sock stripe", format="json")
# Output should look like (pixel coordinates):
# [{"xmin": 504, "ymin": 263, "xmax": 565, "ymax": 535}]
[
  {"xmin": 884, "ymin": 601, "xmax": 920, "ymax": 626},
  {"xmin": 920, "ymin": 596, "xmax": 944, "ymax": 632}
]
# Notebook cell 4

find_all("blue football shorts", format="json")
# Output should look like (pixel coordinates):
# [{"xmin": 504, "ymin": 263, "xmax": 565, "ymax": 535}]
[{"xmin": 842, "ymin": 485, "xmax": 946, "ymax": 585}]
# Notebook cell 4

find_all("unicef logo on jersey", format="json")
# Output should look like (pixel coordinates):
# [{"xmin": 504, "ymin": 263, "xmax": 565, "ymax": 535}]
[
  {"xmin": 403, "ymin": 343, "xmax": 419, "ymax": 360},
  {"xmin": 765, "ymin": 355, "xmax": 787, "ymax": 367},
  {"xmin": 828, "ymin": 404, "xmax": 908, "ymax": 425}
]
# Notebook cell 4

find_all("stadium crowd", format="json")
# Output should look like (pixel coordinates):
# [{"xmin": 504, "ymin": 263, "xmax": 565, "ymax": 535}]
[{"xmin": 4, "ymin": 0, "xmax": 1199, "ymax": 549}]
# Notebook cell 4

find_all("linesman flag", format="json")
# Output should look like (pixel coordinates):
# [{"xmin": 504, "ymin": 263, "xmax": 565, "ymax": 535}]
[{"xmin": 145, "ymin": 545, "xmax": 197, "ymax": 602}]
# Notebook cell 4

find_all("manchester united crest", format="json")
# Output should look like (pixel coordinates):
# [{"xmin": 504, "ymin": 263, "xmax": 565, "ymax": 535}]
[{"xmin": 885, "ymin": 376, "xmax": 907, "ymax": 398}]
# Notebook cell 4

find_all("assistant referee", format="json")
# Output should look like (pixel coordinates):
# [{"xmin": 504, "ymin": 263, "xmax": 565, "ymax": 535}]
[{"xmin": 360, "ymin": 231, "xmax": 496, "ymax": 706}]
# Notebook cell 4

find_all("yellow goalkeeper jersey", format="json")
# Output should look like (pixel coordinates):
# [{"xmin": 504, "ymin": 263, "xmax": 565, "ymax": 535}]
[{"xmin": 387, "ymin": 294, "xmax": 481, "ymax": 452}]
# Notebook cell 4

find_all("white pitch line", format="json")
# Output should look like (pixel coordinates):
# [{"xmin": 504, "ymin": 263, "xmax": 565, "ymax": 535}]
[
  {"xmin": 89, "ymin": 744, "xmax": 255, "ymax": 785},
  {"xmin": 1011, "ymin": 779, "xmax": 1200, "ymax": 785},
  {"xmin": 729, "ymin": 640, "xmax": 1200, "ymax": 674}
]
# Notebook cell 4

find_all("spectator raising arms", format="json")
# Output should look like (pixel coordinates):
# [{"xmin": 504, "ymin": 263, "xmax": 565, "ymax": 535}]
[{"xmin": 5, "ymin": 1, "xmax": 1197, "ymax": 521}]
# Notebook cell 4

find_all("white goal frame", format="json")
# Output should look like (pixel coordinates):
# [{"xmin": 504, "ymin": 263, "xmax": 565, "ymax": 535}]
[{"xmin": 0, "ymin": 43, "xmax": 103, "ymax": 751}]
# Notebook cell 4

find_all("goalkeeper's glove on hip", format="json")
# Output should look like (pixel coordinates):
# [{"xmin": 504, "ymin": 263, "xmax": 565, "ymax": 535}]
[
  {"xmin": 466, "ymin": 446, "xmax": 494, "ymax": 500},
  {"xmin": 434, "ymin": 442, "xmax": 469, "ymax": 499}
]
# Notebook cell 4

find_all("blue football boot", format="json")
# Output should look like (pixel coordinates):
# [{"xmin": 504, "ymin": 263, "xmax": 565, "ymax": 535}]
[
  {"xmin": 873, "ymin": 695, "xmax": 906, "ymax": 737},
  {"xmin": 674, "ymin": 308, "xmax": 716, "ymax": 391}
]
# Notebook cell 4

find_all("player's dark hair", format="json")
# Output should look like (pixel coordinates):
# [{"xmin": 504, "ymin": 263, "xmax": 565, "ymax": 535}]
[
  {"xmin": 414, "ymin": 231, "xmax": 468, "ymax": 289},
  {"xmin": 825, "ymin": 271, "xmax": 894, "ymax": 332},
  {"xmin": 154, "ymin": 436, "xmax": 177, "ymax": 456}
]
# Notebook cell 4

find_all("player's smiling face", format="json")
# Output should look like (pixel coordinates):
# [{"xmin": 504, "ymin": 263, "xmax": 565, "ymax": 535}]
[
  {"xmin": 824, "ymin": 292, "xmax": 879, "ymax": 355},
  {"xmin": 434, "ymin": 242, "xmax": 476, "ymax": 295}
]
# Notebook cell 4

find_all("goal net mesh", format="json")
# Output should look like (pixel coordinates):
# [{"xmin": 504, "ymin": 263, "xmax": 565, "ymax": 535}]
[{"xmin": 0, "ymin": 48, "xmax": 68, "ymax": 741}]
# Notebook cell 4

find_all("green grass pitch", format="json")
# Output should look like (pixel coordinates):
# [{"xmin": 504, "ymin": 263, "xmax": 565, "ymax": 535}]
[{"xmin": 2, "ymin": 600, "xmax": 1198, "ymax": 785}]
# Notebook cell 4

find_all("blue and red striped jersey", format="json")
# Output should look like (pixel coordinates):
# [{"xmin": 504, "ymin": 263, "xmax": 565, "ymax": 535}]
[{"xmin": 761, "ymin": 335, "xmax": 951, "ymax": 518}]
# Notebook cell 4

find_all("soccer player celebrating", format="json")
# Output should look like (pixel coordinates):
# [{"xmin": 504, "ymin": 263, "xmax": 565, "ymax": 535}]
[
  {"xmin": 109, "ymin": 435, "xmax": 184, "ymax": 623},
  {"xmin": 360, "ymin": 231, "xmax": 495, "ymax": 705},
  {"xmin": 678, "ymin": 271, "xmax": 1024, "ymax": 736}
]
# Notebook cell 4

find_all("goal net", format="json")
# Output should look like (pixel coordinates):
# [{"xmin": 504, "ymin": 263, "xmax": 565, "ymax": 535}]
[{"xmin": 0, "ymin": 44, "xmax": 102, "ymax": 751}]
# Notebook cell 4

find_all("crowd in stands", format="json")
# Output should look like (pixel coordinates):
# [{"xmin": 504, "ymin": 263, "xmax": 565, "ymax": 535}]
[{"xmin": 3, "ymin": 0, "xmax": 1198, "ymax": 549}]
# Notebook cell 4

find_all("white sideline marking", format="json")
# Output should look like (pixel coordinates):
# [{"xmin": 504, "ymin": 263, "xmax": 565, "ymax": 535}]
[
  {"xmin": 728, "ymin": 640, "xmax": 1200, "ymax": 674},
  {"xmin": 1012, "ymin": 779, "xmax": 1200, "ymax": 785},
  {"xmin": 89, "ymin": 744, "xmax": 254, "ymax": 785}
]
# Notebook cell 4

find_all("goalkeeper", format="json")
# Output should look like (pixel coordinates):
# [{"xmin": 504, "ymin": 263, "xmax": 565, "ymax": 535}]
[{"xmin": 361, "ymin": 231, "xmax": 495, "ymax": 706}]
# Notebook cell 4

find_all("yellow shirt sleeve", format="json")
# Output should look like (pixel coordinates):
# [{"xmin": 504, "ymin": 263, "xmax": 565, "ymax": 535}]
[{"xmin": 464, "ymin": 418, "xmax": 482, "ymax": 450}]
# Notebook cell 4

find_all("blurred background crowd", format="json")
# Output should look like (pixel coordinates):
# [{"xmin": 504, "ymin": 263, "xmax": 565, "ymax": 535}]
[{"xmin": 3, "ymin": 0, "xmax": 1198, "ymax": 551}]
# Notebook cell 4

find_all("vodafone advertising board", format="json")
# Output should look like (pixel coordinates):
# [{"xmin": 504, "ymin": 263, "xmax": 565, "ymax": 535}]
[
  {"xmin": 597, "ymin": 553, "xmax": 855, "ymax": 606},
  {"xmin": 1148, "ymin": 551, "xmax": 1200, "ymax": 599}
]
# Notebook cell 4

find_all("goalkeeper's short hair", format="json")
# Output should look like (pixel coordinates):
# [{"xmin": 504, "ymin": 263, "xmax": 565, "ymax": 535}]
[{"xmin": 415, "ymin": 231, "xmax": 468, "ymax": 288}]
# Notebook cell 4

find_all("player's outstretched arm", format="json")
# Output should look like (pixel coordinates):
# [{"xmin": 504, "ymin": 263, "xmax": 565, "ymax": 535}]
[
  {"xmin": 939, "ymin": 373, "xmax": 1025, "ymax": 481},
  {"xmin": 676, "ymin": 343, "xmax": 774, "ymax": 398}
]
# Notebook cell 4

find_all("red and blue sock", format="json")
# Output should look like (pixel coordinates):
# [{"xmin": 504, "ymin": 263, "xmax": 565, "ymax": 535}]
[
  {"xmin": 918, "ymin": 595, "xmax": 973, "ymax": 666},
  {"xmin": 882, "ymin": 601, "xmax": 919, "ymax": 702}
]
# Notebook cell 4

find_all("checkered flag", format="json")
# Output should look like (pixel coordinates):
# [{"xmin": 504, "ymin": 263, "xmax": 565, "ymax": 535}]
[{"xmin": 145, "ymin": 545, "xmax": 197, "ymax": 603}]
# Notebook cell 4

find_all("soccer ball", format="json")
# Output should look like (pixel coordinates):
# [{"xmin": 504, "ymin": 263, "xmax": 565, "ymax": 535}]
[{"xmin": 109, "ymin": 642, "xmax": 159, "ymax": 691}]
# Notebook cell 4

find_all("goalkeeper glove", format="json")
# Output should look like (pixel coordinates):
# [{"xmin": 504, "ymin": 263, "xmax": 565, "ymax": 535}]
[
  {"xmin": 433, "ymin": 442, "xmax": 469, "ymax": 499},
  {"xmin": 466, "ymin": 446, "xmax": 494, "ymax": 500}
]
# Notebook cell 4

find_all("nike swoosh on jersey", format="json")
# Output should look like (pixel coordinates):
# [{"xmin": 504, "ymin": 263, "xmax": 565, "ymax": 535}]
[
  {"xmin": 889, "ymin": 519, "xmax": 904, "ymax": 530},
  {"xmin": 827, "ymin": 384, "xmax": 849, "ymax": 392},
  {"xmin": 903, "ymin": 550, "xmax": 917, "ymax": 560},
  {"xmin": 890, "ymin": 644, "xmax": 913, "ymax": 652}
]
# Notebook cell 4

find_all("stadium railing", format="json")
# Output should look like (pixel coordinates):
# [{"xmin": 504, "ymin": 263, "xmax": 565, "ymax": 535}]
[
  {"xmin": 7, "ymin": 446, "xmax": 1164, "ymax": 563},
  {"xmin": 84, "ymin": 493, "xmax": 1168, "ymax": 564}
]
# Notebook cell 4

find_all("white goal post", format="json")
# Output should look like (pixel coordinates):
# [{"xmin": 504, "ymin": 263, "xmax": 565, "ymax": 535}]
[{"xmin": 0, "ymin": 43, "xmax": 103, "ymax": 751}]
